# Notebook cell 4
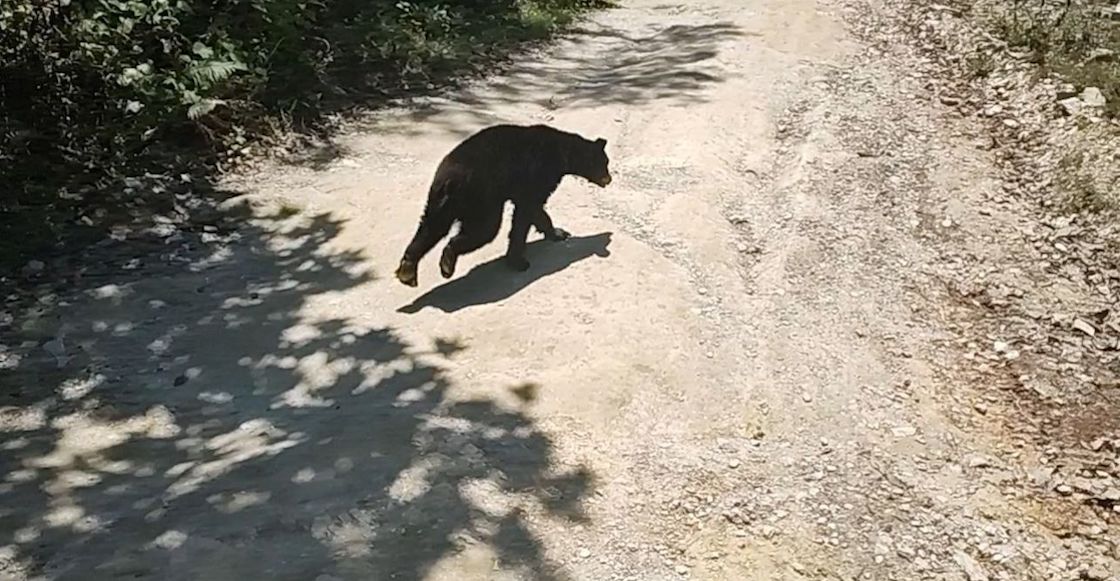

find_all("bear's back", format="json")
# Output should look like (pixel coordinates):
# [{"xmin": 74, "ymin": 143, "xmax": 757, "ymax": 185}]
[
  {"xmin": 449, "ymin": 124, "xmax": 567, "ymax": 160},
  {"xmin": 434, "ymin": 124, "xmax": 574, "ymax": 196}
]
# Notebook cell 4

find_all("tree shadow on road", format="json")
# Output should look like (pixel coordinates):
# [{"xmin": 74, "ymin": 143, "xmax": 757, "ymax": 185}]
[
  {"xmin": 397, "ymin": 232, "xmax": 612, "ymax": 315},
  {"xmin": 367, "ymin": 20, "xmax": 745, "ymax": 139},
  {"xmin": 0, "ymin": 200, "xmax": 592, "ymax": 580}
]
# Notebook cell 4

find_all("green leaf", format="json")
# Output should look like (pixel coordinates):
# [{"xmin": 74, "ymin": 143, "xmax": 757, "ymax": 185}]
[
  {"xmin": 187, "ymin": 98, "xmax": 223, "ymax": 120},
  {"xmin": 186, "ymin": 60, "xmax": 246, "ymax": 88},
  {"xmin": 191, "ymin": 41, "xmax": 213, "ymax": 59}
]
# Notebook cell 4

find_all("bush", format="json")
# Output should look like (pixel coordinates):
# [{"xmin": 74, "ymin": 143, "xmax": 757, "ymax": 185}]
[{"xmin": 2, "ymin": 0, "xmax": 599, "ymax": 150}]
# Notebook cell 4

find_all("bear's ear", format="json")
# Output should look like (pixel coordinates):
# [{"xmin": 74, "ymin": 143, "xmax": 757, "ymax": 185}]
[{"xmin": 595, "ymin": 137, "xmax": 607, "ymax": 149}]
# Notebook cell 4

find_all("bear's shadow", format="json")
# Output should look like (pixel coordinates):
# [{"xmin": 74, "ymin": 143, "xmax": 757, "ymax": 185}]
[{"xmin": 398, "ymin": 232, "xmax": 613, "ymax": 314}]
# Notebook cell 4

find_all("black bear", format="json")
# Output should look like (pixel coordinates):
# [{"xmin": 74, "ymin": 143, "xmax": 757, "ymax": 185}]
[{"xmin": 395, "ymin": 123, "xmax": 612, "ymax": 287}]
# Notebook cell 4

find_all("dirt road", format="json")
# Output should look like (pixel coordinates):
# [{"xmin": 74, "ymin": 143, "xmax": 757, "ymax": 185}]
[{"xmin": 3, "ymin": 0, "xmax": 1116, "ymax": 580}]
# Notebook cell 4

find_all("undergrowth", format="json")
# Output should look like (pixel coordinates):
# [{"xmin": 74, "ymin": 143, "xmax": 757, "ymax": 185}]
[{"xmin": 976, "ymin": 0, "xmax": 1120, "ymax": 116}]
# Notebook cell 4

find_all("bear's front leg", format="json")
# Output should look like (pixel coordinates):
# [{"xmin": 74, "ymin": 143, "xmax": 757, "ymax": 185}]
[
  {"xmin": 533, "ymin": 207, "xmax": 570, "ymax": 241},
  {"xmin": 505, "ymin": 205, "xmax": 534, "ymax": 271}
]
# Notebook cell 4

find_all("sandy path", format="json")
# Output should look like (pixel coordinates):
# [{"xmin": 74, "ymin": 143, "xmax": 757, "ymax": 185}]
[{"xmin": 2, "ymin": 1, "xmax": 1110, "ymax": 580}]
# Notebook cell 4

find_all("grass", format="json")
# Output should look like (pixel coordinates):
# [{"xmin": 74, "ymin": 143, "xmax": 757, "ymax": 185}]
[{"xmin": 1054, "ymin": 143, "xmax": 1120, "ymax": 213}]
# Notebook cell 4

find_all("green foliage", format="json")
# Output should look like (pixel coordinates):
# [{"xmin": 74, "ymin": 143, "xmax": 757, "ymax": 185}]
[{"xmin": 2, "ymin": 0, "xmax": 601, "ymax": 142}]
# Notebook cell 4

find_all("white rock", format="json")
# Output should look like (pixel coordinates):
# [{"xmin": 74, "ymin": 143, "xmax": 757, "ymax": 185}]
[{"xmin": 1081, "ymin": 87, "xmax": 1107, "ymax": 108}]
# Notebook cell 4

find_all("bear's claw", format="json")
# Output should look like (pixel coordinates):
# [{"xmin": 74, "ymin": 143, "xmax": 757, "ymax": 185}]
[
  {"xmin": 439, "ymin": 249, "xmax": 458, "ymax": 279},
  {"xmin": 547, "ymin": 228, "xmax": 571, "ymax": 241},
  {"xmin": 395, "ymin": 260, "xmax": 419, "ymax": 287}
]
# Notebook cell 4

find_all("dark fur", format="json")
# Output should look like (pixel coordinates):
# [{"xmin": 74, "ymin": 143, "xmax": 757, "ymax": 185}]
[{"xmin": 395, "ymin": 124, "xmax": 612, "ymax": 287}]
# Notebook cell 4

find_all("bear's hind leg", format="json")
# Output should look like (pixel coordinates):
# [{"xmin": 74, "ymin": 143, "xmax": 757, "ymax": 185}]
[
  {"xmin": 397, "ymin": 207, "xmax": 455, "ymax": 287},
  {"xmin": 439, "ymin": 202, "xmax": 503, "ymax": 279}
]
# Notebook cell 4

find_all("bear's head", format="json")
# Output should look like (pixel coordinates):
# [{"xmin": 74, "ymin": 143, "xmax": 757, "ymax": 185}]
[{"xmin": 570, "ymin": 137, "xmax": 612, "ymax": 188}]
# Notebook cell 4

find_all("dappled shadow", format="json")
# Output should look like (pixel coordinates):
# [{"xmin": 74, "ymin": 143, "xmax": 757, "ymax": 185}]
[
  {"xmin": 398, "ymin": 233, "xmax": 612, "ymax": 314},
  {"xmin": 376, "ymin": 20, "xmax": 745, "ymax": 139},
  {"xmin": 541, "ymin": 22, "xmax": 743, "ymax": 106},
  {"xmin": 0, "ymin": 200, "xmax": 591, "ymax": 579}
]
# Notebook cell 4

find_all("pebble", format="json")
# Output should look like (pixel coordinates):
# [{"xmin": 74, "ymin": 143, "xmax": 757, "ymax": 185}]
[
  {"xmin": 966, "ymin": 455, "xmax": 993, "ymax": 468},
  {"xmin": 1072, "ymin": 318, "xmax": 1096, "ymax": 337},
  {"xmin": 802, "ymin": 392, "xmax": 813, "ymax": 403},
  {"xmin": 579, "ymin": 548, "xmax": 592, "ymax": 559},
  {"xmin": 892, "ymin": 425, "xmax": 917, "ymax": 437},
  {"xmin": 953, "ymin": 550, "xmax": 990, "ymax": 581},
  {"xmin": 1057, "ymin": 83, "xmax": 1079, "ymax": 99},
  {"xmin": 1083, "ymin": 565, "xmax": 1111, "ymax": 581},
  {"xmin": 1098, "ymin": 488, "xmax": 1120, "ymax": 501},
  {"xmin": 1059, "ymin": 97, "xmax": 1083, "ymax": 116},
  {"xmin": 23, "ymin": 260, "xmax": 45, "ymax": 274}
]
